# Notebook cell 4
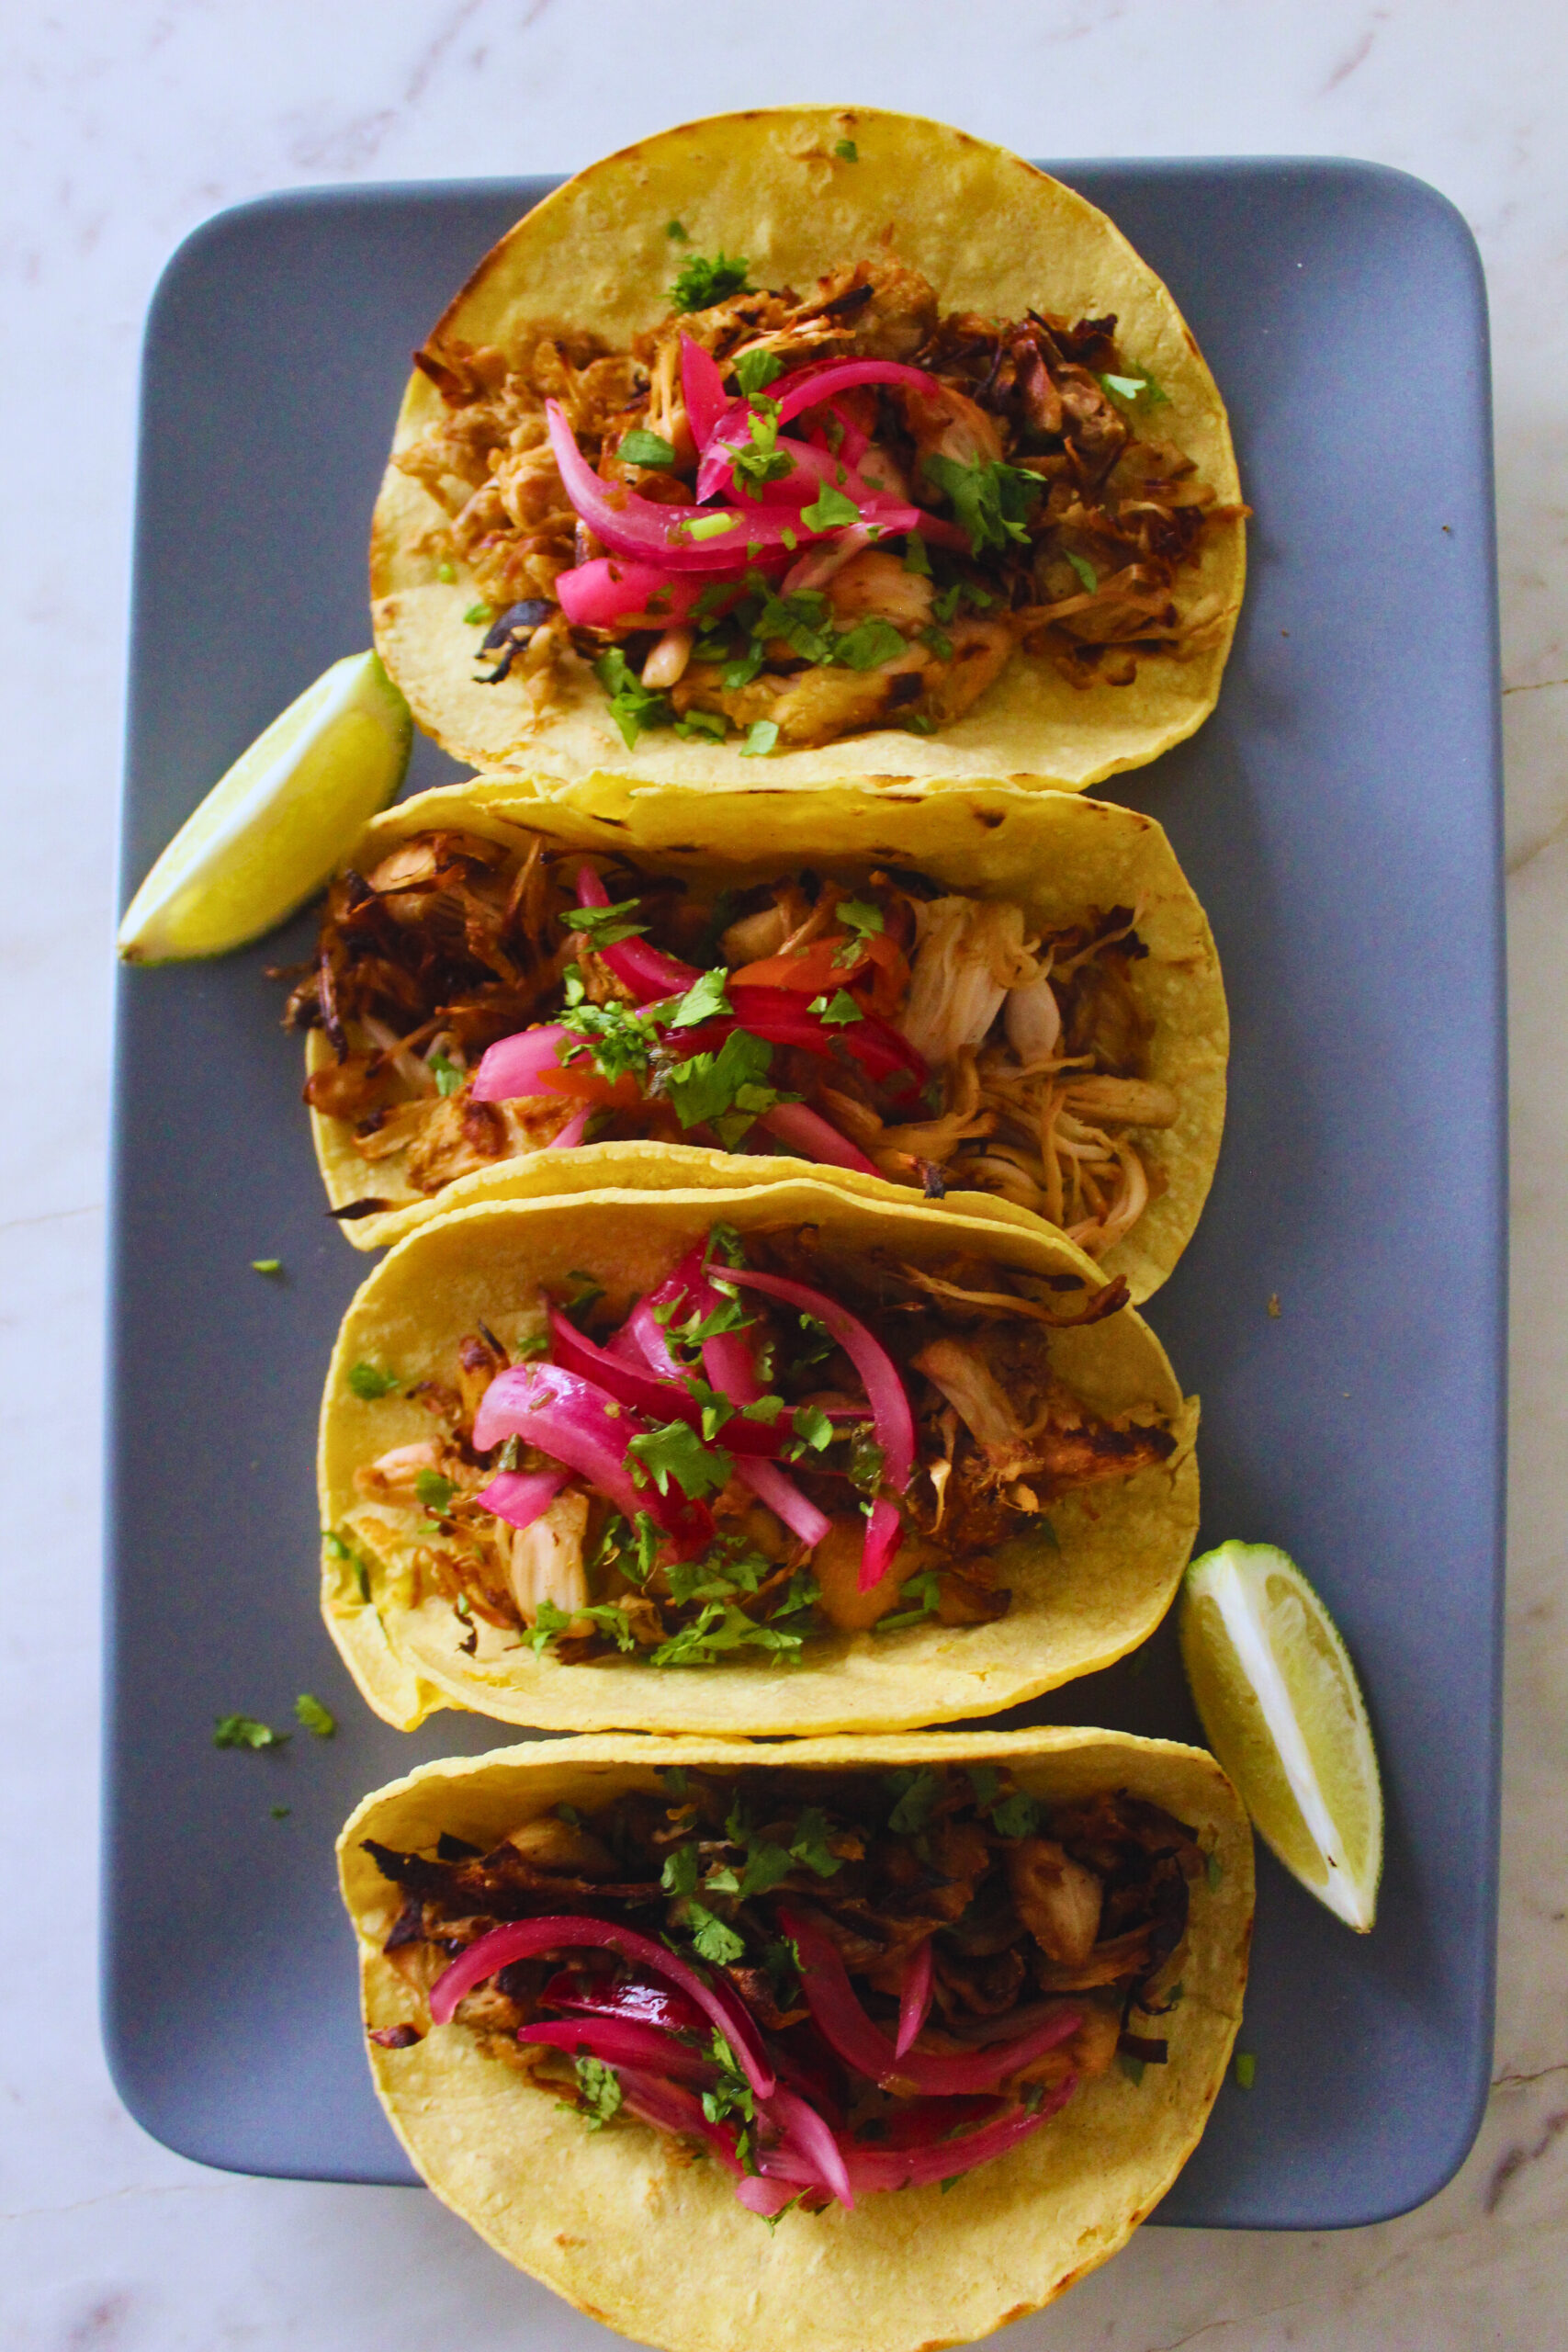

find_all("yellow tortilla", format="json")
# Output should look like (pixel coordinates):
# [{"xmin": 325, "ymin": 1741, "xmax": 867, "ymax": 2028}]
[
  {"xmin": 370, "ymin": 105, "xmax": 1244, "ymax": 791},
  {"xmin": 309, "ymin": 775, "xmax": 1228, "ymax": 1306},
  {"xmin": 340, "ymin": 1727, "xmax": 1253, "ymax": 2352},
  {"xmin": 318, "ymin": 1177, "xmax": 1199, "ymax": 1735}
]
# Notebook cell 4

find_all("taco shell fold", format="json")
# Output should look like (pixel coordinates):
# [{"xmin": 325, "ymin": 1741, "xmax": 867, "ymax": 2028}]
[{"xmin": 340, "ymin": 1727, "xmax": 1253, "ymax": 2352}]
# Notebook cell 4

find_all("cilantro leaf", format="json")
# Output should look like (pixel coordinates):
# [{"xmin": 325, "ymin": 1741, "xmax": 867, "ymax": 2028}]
[
  {"xmin": 871, "ymin": 1569, "xmax": 943, "ymax": 1633},
  {"xmin": 919, "ymin": 623, "xmax": 954, "ymax": 662},
  {"xmin": 1098, "ymin": 367, "xmax": 1169, "ymax": 410},
  {"xmin": 414, "ymin": 1469, "xmax": 457, "ymax": 1514},
  {"xmin": 671, "ymin": 252, "xmax": 753, "ymax": 312},
  {"xmin": 294, "ymin": 1692, "xmax": 337, "ymax": 1738},
  {"xmin": 463, "ymin": 600, "xmax": 493, "ymax": 625},
  {"xmin": 800, "ymin": 481, "xmax": 859, "ymax": 532},
  {"xmin": 789, "ymin": 1402, "xmax": 835, "ymax": 1453},
  {"xmin": 347, "ymin": 1363, "xmax": 400, "ymax": 1400},
  {"xmin": 649, "ymin": 1600, "xmax": 808, "ymax": 1668},
  {"xmin": 620, "ymin": 427, "xmax": 677, "ymax": 469},
  {"xmin": 741, "ymin": 720, "xmax": 780, "ymax": 758},
  {"xmin": 884, "ymin": 1766, "xmax": 941, "ymax": 1834},
  {"xmin": 835, "ymin": 139, "xmax": 858, "ymax": 162},
  {"xmin": 903, "ymin": 531, "xmax": 931, "ymax": 576},
  {"xmin": 922, "ymin": 453, "xmax": 1044, "ymax": 556},
  {"xmin": 627, "ymin": 1419, "xmax": 735, "ymax": 1501},
  {"xmin": 660, "ymin": 1026, "xmax": 780, "ymax": 1137},
  {"xmin": 685, "ymin": 1901, "xmax": 746, "ymax": 1964},
  {"xmin": 661, "ymin": 1842, "xmax": 700, "ymax": 1895},
  {"xmin": 681, "ymin": 512, "xmax": 742, "ymax": 543},
  {"xmin": 833, "ymin": 617, "xmax": 906, "ymax": 671},
  {"xmin": 565, "ymin": 895, "xmax": 649, "ymax": 949},
  {"xmin": 837, "ymin": 899, "xmax": 884, "ymax": 941},
  {"xmin": 571, "ymin": 2054, "xmax": 624, "ymax": 2129},
  {"xmin": 666, "ymin": 220, "xmax": 689, "ymax": 243},
  {"xmin": 426, "ymin": 1048, "xmax": 465, "ymax": 1097},
  {"xmin": 558, "ymin": 993, "xmax": 660, "ymax": 1085},
  {"xmin": 966, "ymin": 1764, "xmax": 1001, "ymax": 1808},
  {"xmin": 988, "ymin": 1790, "xmax": 1042, "ymax": 1839},
  {"xmin": 789, "ymin": 1806, "xmax": 842, "ymax": 1878},
  {"xmin": 593, "ymin": 648, "xmax": 671, "ymax": 748},
  {"xmin": 734, "ymin": 348, "xmax": 784, "ymax": 398},
  {"xmin": 250, "ymin": 1257, "xmax": 282, "ymax": 1275},
  {"xmin": 807, "ymin": 989, "xmax": 863, "ymax": 1027},
  {"xmin": 738, "ymin": 1841, "xmax": 795, "ymax": 1898},
  {"xmin": 213, "ymin": 1714, "xmax": 288, "ymax": 1751},
  {"xmin": 726, "ymin": 395, "xmax": 795, "ymax": 501},
  {"xmin": 667, "ymin": 967, "xmax": 732, "ymax": 1030},
  {"xmin": 1064, "ymin": 548, "xmax": 1099, "ymax": 594}
]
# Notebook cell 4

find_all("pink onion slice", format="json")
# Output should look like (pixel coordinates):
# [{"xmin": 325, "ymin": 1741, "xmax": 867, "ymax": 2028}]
[
  {"xmin": 476, "ymin": 1465, "xmax": 569, "ymax": 1531},
  {"xmin": 519, "ymin": 2016, "xmax": 716, "ymax": 2087},
  {"xmin": 547, "ymin": 1105, "xmax": 593, "ymax": 1150},
  {"xmin": 547, "ymin": 401, "xmax": 932, "ymax": 571},
  {"xmin": 758, "ymin": 2077, "xmax": 1077, "ymax": 2195},
  {"xmin": 471, "ymin": 1023, "xmax": 573, "ymax": 1102},
  {"xmin": 735, "ymin": 2175, "xmax": 799, "ymax": 2216},
  {"xmin": 615, "ymin": 2067, "xmax": 749, "ymax": 2177},
  {"xmin": 680, "ymin": 334, "xmax": 728, "ymax": 449},
  {"xmin": 716, "ymin": 1264, "xmax": 915, "ymax": 1589},
  {"xmin": 472, "ymin": 1362, "xmax": 712, "ymax": 1556},
  {"xmin": 574, "ymin": 865, "xmax": 704, "ymax": 1001},
  {"xmin": 428, "ymin": 1915, "xmax": 775, "ymax": 2097},
  {"xmin": 554, "ymin": 558, "xmax": 748, "ymax": 631},
  {"xmin": 540, "ymin": 1971, "xmax": 708, "ymax": 2037},
  {"xmin": 756, "ymin": 1101, "xmax": 880, "ymax": 1177},
  {"xmin": 896, "ymin": 1938, "xmax": 934, "ymax": 2058},
  {"xmin": 734, "ymin": 1455, "xmax": 831, "ymax": 1549},
  {"xmin": 762, "ymin": 2085, "xmax": 853, "ymax": 2211},
  {"xmin": 779, "ymin": 1904, "xmax": 1080, "ymax": 2098},
  {"xmin": 548, "ymin": 1303, "xmax": 783, "ymax": 1459}
]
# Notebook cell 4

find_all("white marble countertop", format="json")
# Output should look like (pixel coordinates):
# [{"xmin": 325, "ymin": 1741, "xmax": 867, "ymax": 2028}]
[{"xmin": 5, "ymin": 5, "xmax": 1566, "ymax": 2346}]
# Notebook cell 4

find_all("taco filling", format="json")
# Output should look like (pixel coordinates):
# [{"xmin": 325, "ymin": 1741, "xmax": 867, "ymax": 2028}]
[
  {"xmin": 286, "ymin": 829, "xmax": 1175, "ymax": 1254},
  {"xmin": 361, "ymin": 1759, "xmax": 1203, "ymax": 2214},
  {"xmin": 396, "ymin": 252, "xmax": 1240, "ymax": 752},
  {"xmin": 337, "ymin": 1222, "xmax": 1173, "ymax": 1668}
]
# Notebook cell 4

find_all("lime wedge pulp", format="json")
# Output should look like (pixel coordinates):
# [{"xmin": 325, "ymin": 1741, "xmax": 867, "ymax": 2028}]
[
  {"xmin": 1179, "ymin": 1541, "xmax": 1382, "ymax": 1931},
  {"xmin": 118, "ymin": 651, "xmax": 412, "ymax": 962}
]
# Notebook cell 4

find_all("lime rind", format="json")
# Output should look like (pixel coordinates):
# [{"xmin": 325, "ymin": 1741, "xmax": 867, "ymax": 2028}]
[
  {"xmin": 1179, "ymin": 1540, "xmax": 1382, "ymax": 1931},
  {"xmin": 118, "ymin": 650, "xmax": 412, "ymax": 963}
]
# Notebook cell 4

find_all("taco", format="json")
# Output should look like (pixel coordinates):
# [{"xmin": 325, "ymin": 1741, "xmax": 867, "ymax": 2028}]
[
  {"xmin": 340, "ymin": 1728, "xmax": 1253, "ymax": 2352},
  {"xmin": 370, "ymin": 106, "xmax": 1246, "ymax": 791},
  {"xmin": 319, "ymin": 1178, "xmax": 1198, "ymax": 1735},
  {"xmin": 285, "ymin": 776, "xmax": 1227, "ymax": 1302}
]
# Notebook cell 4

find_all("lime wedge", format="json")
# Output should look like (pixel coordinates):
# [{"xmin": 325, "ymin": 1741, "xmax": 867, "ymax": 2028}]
[
  {"xmin": 118, "ymin": 651, "xmax": 412, "ymax": 962},
  {"xmin": 1179, "ymin": 1540, "xmax": 1382, "ymax": 1930}
]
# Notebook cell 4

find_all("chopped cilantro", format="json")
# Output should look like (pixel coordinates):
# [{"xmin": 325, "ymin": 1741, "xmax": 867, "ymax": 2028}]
[
  {"xmin": 414, "ymin": 1469, "xmax": 457, "ymax": 1514},
  {"xmin": 661, "ymin": 1842, "xmax": 700, "ymax": 1895},
  {"xmin": 726, "ymin": 395, "xmax": 795, "ymax": 500},
  {"xmin": 807, "ymin": 988, "xmax": 863, "ymax": 1027},
  {"xmin": 270, "ymin": 1805, "xmax": 291, "ymax": 1820},
  {"xmin": 250, "ymin": 1257, "xmax": 281, "ymax": 1275},
  {"xmin": 788, "ymin": 1402, "xmax": 835, "ymax": 1453},
  {"xmin": 593, "ymin": 647, "xmax": 671, "ymax": 748},
  {"xmin": 763, "ymin": 1937, "xmax": 801, "ymax": 2007},
  {"xmin": 294, "ymin": 1692, "xmax": 337, "ymax": 1739},
  {"xmin": 1098, "ymin": 367, "xmax": 1169, "ymax": 409},
  {"xmin": 1064, "ymin": 548, "xmax": 1099, "ymax": 594},
  {"xmin": 734, "ymin": 347, "xmax": 784, "ymax": 398},
  {"xmin": 1206, "ymin": 1851, "xmax": 1224, "ymax": 1893},
  {"xmin": 903, "ymin": 531, "xmax": 931, "ymax": 576},
  {"xmin": 666, "ymin": 220, "xmax": 689, "ymax": 242},
  {"xmin": 922, "ymin": 453, "xmax": 1044, "ymax": 556},
  {"xmin": 682, "ymin": 512, "xmax": 740, "ymax": 542},
  {"xmin": 1119, "ymin": 2052, "xmax": 1146, "ymax": 2086},
  {"xmin": 426, "ymin": 1048, "xmax": 464, "ymax": 1096},
  {"xmin": 674, "ymin": 708, "xmax": 728, "ymax": 741},
  {"xmin": 799, "ymin": 481, "xmax": 859, "ymax": 532},
  {"xmin": 562, "ymin": 1271, "xmax": 605, "ymax": 1324},
  {"xmin": 667, "ymin": 967, "xmax": 732, "ymax": 1029},
  {"xmin": 741, "ymin": 720, "xmax": 780, "ymax": 758},
  {"xmin": 347, "ymin": 1363, "xmax": 400, "ymax": 1401},
  {"xmin": 627, "ymin": 1419, "xmax": 735, "ymax": 1502},
  {"xmin": 530, "ymin": 1600, "xmax": 637, "ymax": 1655},
  {"xmin": 435, "ymin": 560, "xmax": 457, "ymax": 582},
  {"xmin": 836, "ymin": 899, "xmax": 885, "ymax": 943},
  {"xmin": 1235, "ymin": 2052, "xmax": 1257, "ymax": 2090},
  {"xmin": 904, "ymin": 712, "xmax": 935, "ymax": 735},
  {"xmin": 558, "ymin": 993, "xmax": 660, "ymax": 1086},
  {"xmin": 620, "ymin": 427, "xmax": 677, "ymax": 469},
  {"xmin": 671, "ymin": 251, "xmax": 752, "ymax": 311},
  {"xmin": 919, "ymin": 622, "xmax": 954, "ymax": 662},
  {"xmin": 565, "ymin": 895, "xmax": 649, "ymax": 949},
  {"xmin": 788, "ymin": 1806, "xmax": 842, "ymax": 1878},
  {"xmin": 685, "ymin": 1901, "xmax": 745, "ymax": 1965},
  {"xmin": 660, "ymin": 1764, "xmax": 691, "ymax": 1795},
  {"xmin": 738, "ymin": 1841, "xmax": 795, "ymax": 1898},
  {"xmin": 661, "ymin": 1027, "xmax": 782, "ymax": 1144},
  {"xmin": 989, "ymin": 1790, "xmax": 1042, "ymax": 1839},
  {"xmin": 966, "ymin": 1764, "xmax": 1001, "ymax": 1808},
  {"xmin": 463, "ymin": 601, "xmax": 493, "ymax": 625},
  {"xmin": 634, "ymin": 1510, "xmax": 664, "ymax": 1578},
  {"xmin": 213, "ymin": 1714, "xmax": 288, "ymax": 1751},
  {"xmin": 649, "ymin": 1600, "xmax": 807, "ymax": 1668},
  {"xmin": 871, "ymin": 1569, "xmax": 943, "ymax": 1633},
  {"xmin": 846, "ymin": 1430, "xmax": 886, "ymax": 1496},
  {"xmin": 514, "ymin": 1331, "xmax": 550, "ymax": 1363},
  {"xmin": 571, "ymin": 2054, "xmax": 624, "ymax": 2129},
  {"xmin": 834, "ymin": 138, "xmax": 859, "ymax": 162},
  {"xmin": 884, "ymin": 1767, "xmax": 941, "ymax": 1834},
  {"xmin": 833, "ymin": 617, "xmax": 906, "ymax": 671}
]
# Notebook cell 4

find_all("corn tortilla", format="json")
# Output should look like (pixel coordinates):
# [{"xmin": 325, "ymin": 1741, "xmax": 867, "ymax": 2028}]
[{"xmin": 340, "ymin": 1727, "xmax": 1253, "ymax": 2352}]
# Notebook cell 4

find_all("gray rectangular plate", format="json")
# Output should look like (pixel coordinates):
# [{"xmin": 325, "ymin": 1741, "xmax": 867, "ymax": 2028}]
[{"xmin": 104, "ymin": 161, "xmax": 1504, "ymax": 2227}]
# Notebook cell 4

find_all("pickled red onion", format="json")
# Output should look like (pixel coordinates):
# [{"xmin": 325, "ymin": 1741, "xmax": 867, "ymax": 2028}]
[
  {"xmin": 756, "ymin": 1101, "xmax": 880, "ymax": 1177},
  {"xmin": 476, "ymin": 1465, "xmax": 569, "ymax": 1531},
  {"xmin": 574, "ymin": 865, "xmax": 703, "ymax": 1001}
]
